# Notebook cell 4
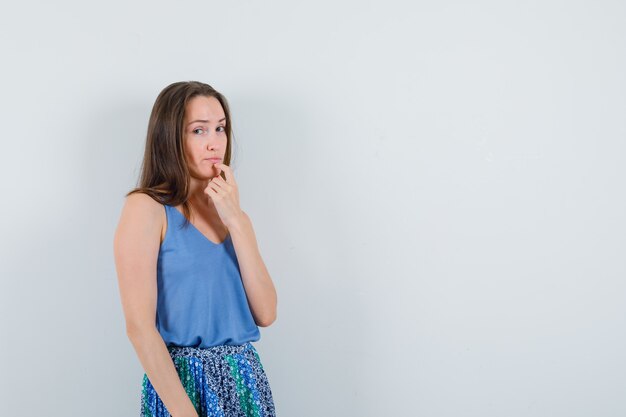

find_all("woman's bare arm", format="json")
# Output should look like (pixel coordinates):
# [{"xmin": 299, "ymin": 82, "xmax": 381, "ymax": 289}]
[
  {"xmin": 227, "ymin": 211, "xmax": 278, "ymax": 327},
  {"xmin": 113, "ymin": 193, "xmax": 198, "ymax": 417}
]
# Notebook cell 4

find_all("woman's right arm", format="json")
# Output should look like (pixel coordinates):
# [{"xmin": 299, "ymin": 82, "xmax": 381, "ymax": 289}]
[{"xmin": 113, "ymin": 193, "xmax": 198, "ymax": 417}]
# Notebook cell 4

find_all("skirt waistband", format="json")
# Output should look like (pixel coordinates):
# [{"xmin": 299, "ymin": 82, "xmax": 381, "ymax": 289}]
[{"xmin": 167, "ymin": 341, "xmax": 254, "ymax": 358}]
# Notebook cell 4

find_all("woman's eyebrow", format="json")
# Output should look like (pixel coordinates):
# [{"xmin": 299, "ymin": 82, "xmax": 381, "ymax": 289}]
[{"xmin": 187, "ymin": 117, "xmax": 226, "ymax": 126}]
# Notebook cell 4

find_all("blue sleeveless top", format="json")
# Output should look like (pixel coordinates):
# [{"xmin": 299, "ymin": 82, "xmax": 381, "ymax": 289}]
[{"xmin": 155, "ymin": 204, "xmax": 261, "ymax": 348}]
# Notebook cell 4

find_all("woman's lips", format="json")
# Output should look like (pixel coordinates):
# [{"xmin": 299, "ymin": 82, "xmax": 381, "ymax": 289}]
[{"xmin": 205, "ymin": 158, "xmax": 222, "ymax": 163}]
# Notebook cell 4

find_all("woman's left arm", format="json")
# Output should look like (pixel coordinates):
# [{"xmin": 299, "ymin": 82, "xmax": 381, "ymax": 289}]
[
  {"xmin": 205, "ymin": 163, "xmax": 277, "ymax": 327},
  {"xmin": 228, "ymin": 211, "xmax": 278, "ymax": 327}
]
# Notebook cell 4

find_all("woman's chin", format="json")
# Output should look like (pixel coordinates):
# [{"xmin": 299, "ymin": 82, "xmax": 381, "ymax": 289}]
[{"xmin": 190, "ymin": 169, "xmax": 218, "ymax": 181}]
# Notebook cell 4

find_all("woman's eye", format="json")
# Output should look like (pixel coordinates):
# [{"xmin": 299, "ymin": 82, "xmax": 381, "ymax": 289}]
[{"xmin": 192, "ymin": 126, "xmax": 224, "ymax": 135}]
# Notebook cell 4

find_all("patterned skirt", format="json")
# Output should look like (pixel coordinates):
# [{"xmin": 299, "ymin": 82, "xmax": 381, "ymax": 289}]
[{"xmin": 140, "ymin": 342, "xmax": 276, "ymax": 417}]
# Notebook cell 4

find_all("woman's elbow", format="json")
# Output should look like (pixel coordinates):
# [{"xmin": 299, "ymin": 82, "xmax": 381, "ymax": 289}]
[
  {"xmin": 126, "ymin": 323, "xmax": 157, "ymax": 341},
  {"xmin": 256, "ymin": 312, "xmax": 277, "ymax": 327}
]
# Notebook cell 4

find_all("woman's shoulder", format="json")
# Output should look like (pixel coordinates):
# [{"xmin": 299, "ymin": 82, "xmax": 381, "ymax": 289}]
[
  {"xmin": 120, "ymin": 192, "xmax": 167, "ymax": 242},
  {"xmin": 124, "ymin": 191, "xmax": 165, "ymax": 212}
]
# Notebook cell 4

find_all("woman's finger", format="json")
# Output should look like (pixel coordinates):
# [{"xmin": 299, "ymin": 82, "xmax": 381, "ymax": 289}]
[{"xmin": 215, "ymin": 163, "xmax": 235, "ymax": 185}]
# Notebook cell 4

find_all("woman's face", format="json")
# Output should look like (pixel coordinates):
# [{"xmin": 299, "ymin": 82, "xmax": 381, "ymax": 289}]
[{"xmin": 182, "ymin": 95, "xmax": 227, "ymax": 180}]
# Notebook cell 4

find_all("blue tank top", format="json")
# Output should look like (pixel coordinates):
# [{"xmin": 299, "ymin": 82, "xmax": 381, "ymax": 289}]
[{"xmin": 155, "ymin": 204, "xmax": 261, "ymax": 348}]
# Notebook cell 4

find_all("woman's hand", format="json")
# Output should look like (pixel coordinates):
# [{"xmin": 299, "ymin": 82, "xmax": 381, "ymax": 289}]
[{"xmin": 204, "ymin": 163, "xmax": 244, "ymax": 230}]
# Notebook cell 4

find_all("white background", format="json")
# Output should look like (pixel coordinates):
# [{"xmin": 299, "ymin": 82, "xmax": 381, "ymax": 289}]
[{"xmin": 0, "ymin": 1, "xmax": 624, "ymax": 416}]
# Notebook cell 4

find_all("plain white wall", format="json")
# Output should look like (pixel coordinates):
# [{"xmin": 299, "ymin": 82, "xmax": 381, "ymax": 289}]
[{"xmin": 1, "ymin": 1, "xmax": 624, "ymax": 416}]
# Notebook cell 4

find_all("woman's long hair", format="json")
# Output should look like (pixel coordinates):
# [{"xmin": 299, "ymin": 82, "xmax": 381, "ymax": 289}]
[{"xmin": 126, "ymin": 81, "xmax": 234, "ymax": 224}]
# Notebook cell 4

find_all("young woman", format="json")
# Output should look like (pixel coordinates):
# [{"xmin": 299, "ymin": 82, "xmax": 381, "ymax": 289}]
[{"xmin": 113, "ymin": 81, "xmax": 278, "ymax": 417}]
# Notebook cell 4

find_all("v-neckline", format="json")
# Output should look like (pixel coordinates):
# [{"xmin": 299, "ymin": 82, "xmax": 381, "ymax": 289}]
[{"xmin": 169, "ymin": 205, "xmax": 230, "ymax": 246}]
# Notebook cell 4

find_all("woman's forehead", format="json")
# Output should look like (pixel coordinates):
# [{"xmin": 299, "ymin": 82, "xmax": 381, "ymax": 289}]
[{"xmin": 185, "ymin": 96, "xmax": 225, "ymax": 122}]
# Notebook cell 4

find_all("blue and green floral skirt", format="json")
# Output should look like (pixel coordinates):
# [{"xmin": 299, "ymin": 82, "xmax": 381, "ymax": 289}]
[{"xmin": 140, "ymin": 342, "xmax": 276, "ymax": 417}]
